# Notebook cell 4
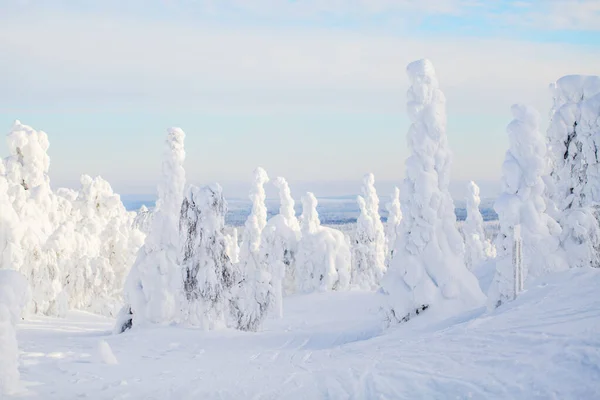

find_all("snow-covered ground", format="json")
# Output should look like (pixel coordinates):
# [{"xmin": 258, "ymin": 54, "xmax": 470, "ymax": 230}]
[{"xmin": 9, "ymin": 267, "xmax": 600, "ymax": 399}]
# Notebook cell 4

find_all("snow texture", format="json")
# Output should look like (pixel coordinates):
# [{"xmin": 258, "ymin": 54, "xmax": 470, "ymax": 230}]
[
  {"xmin": 384, "ymin": 187, "xmax": 402, "ymax": 266},
  {"xmin": 351, "ymin": 173, "xmax": 387, "ymax": 290},
  {"xmin": 6, "ymin": 267, "xmax": 600, "ymax": 399},
  {"xmin": 124, "ymin": 127, "xmax": 186, "ymax": 328},
  {"xmin": 296, "ymin": 192, "xmax": 351, "ymax": 293},
  {"xmin": 381, "ymin": 59, "xmax": 485, "ymax": 323},
  {"xmin": 488, "ymin": 104, "xmax": 569, "ymax": 309},
  {"xmin": 464, "ymin": 181, "xmax": 496, "ymax": 270}
]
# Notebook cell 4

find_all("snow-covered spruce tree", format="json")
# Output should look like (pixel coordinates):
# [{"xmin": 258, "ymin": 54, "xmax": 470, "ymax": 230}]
[
  {"xmin": 0, "ymin": 270, "xmax": 29, "ymax": 395},
  {"xmin": 296, "ymin": 192, "xmax": 351, "ymax": 293},
  {"xmin": 179, "ymin": 184, "xmax": 235, "ymax": 329},
  {"xmin": 384, "ymin": 187, "xmax": 402, "ymax": 266},
  {"xmin": 133, "ymin": 204, "xmax": 155, "ymax": 235},
  {"xmin": 61, "ymin": 175, "xmax": 143, "ymax": 316},
  {"xmin": 261, "ymin": 177, "xmax": 301, "ymax": 302},
  {"xmin": 229, "ymin": 167, "xmax": 274, "ymax": 331},
  {"xmin": 351, "ymin": 173, "xmax": 386, "ymax": 290},
  {"xmin": 488, "ymin": 105, "xmax": 569, "ymax": 309},
  {"xmin": 224, "ymin": 228, "xmax": 240, "ymax": 264},
  {"xmin": 2, "ymin": 121, "xmax": 65, "ymax": 316},
  {"xmin": 463, "ymin": 181, "xmax": 495, "ymax": 270},
  {"xmin": 547, "ymin": 75, "xmax": 600, "ymax": 268},
  {"xmin": 119, "ymin": 128, "xmax": 186, "ymax": 331},
  {"xmin": 380, "ymin": 59, "xmax": 485, "ymax": 323}
]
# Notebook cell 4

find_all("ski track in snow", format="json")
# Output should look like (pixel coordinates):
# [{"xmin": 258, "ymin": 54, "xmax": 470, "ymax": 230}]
[{"xmin": 9, "ymin": 268, "xmax": 600, "ymax": 400}]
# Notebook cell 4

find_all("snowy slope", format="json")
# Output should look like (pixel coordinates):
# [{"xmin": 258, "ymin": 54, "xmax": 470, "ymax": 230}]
[{"xmin": 10, "ymin": 268, "xmax": 600, "ymax": 399}]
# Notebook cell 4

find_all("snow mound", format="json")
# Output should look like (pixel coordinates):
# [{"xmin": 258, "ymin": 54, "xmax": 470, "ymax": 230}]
[{"xmin": 97, "ymin": 340, "xmax": 119, "ymax": 365}]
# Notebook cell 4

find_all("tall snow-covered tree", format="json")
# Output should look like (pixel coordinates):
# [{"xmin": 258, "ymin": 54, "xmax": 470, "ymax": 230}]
[
  {"xmin": 547, "ymin": 75, "xmax": 600, "ymax": 269},
  {"xmin": 121, "ymin": 127, "xmax": 186, "ymax": 330},
  {"xmin": 230, "ymin": 167, "xmax": 274, "ymax": 331},
  {"xmin": 488, "ymin": 104, "xmax": 569, "ymax": 309},
  {"xmin": 351, "ymin": 173, "xmax": 386, "ymax": 290},
  {"xmin": 296, "ymin": 192, "xmax": 351, "ymax": 293},
  {"xmin": 179, "ymin": 184, "xmax": 235, "ymax": 329},
  {"xmin": 2, "ymin": 121, "xmax": 65, "ymax": 316},
  {"xmin": 384, "ymin": 187, "xmax": 402, "ymax": 265},
  {"xmin": 261, "ymin": 177, "xmax": 301, "ymax": 301},
  {"xmin": 381, "ymin": 59, "xmax": 485, "ymax": 323},
  {"xmin": 463, "ymin": 181, "xmax": 495, "ymax": 269}
]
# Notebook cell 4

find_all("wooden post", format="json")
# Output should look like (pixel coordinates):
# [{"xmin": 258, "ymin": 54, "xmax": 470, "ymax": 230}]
[{"xmin": 512, "ymin": 224, "xmax": 523, "ymax": 299}]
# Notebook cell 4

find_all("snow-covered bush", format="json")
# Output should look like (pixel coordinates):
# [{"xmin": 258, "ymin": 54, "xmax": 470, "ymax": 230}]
[
  {"xmin": 546, "ymin": 75, "xmax": 600, "ymax": 269},
  {"xmin": 0, "ymin": 269, "xmax": 29, "ymax": 395},
  {"xmin": 351, "ymin": 173, "xmax": 386, "ymax": 290},
  {"xmin": 488, "ymin": 105, "xmax": 569, "ymax": 309},
  {"xmin": 464, "ymin": 181, "xmax": 495, "ymax": 269},
  {"xmin": 384, "ymin": 187, "xmax": 402, "ymax": 265},
  {"xmin": 381, "ymin": 59, "xmax": 485, "ymax": 323},
  {"xmin": 230, "ymin": 167, "xmax": 274, "ymax": 331},
  {"xmin": 261, "ymin": 177, "xmax": 301, "ymax": 299},
  {"xmin": 122, "ymin": 127, "xmax": 186, "ymax": 329},
  {"xmin": 179, "ymin": 184, "xmax": 235, "ymax": 329},
  {"xmin": 296, "ymin": 192, "xmax": 351, "ymax": 293}
]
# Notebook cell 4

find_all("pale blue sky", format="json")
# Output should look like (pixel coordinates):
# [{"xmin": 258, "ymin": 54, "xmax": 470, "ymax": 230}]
[{"xmin": 0, "ymin": 0, "xmax": 599, "ymax": 198}]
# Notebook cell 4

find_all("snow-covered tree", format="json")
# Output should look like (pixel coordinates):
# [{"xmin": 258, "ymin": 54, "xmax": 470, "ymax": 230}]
[
  {"xmin": 384, "ymin": 187, "xmax": 402, "ymax": 265},
  {"xmin": 230, "ymin": 167, "xmax": 274, "ymax": 331},
  {"xmin": 0, "ymin": 270, "xmax": 29, "ymax": 395},
  {"xmin": 133, "ymin": 205, "xmax": 154, "ymax": 235},
  {"xmin": 351, "ymin": 173, "xmax": 386, "ymax": 290},
  {"xmin": 2, "ymin": 121, "xmax": 65, "ymax": 316},
  {"xmin": 296, "ymin": 192, "xmax": 351, "ymax": 293},
  {"xmin": 179, "ymin": 184, "xmax": 235, "ymax": 329},
  {"xmin": 463, "ymin": 181, "xmax": 495, "ymax": 270},
  {"xmin": 488, "ymin": 104, "xmax": 569, "ymax": 309},
  {"xmin": 224, "ymin": 228, "xmax": 240, "ymax": 264},
  {"xmin": 261, "ymin": 177, "xmax": 301, "ymax": 301},
  {"xmin": 546, "ymin": 75, "xmax": 600, "ymax": 269},
  {"xmin": 381, "ymin": 59, "xmax": 485, "ymax": 323},
  {"xmin": 121, "ymin": 127, "xmax": 186, "ymax": 330}
]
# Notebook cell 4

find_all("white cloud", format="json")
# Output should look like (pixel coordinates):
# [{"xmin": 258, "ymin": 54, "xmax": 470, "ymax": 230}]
[{"xmin": 0, "ymin": 10, "xmax": 598, "ymax": 116}]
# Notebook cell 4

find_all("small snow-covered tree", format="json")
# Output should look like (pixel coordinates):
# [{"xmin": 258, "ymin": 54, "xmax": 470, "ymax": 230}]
[
  {"xmin": 547, "ymin": 75, "xmax": 600, "ymax": 268},
  {"xmin": 0, "ymin": 270, "xmax": 29, "ymax": 395},
  {"xmin": 230, "ymin": 167, "xmax": 274, "ymax": 331},
  {"xmin": 381, "ymin": 59, "xmax": 485, "ymax": 323},
  {"xmin": 179, "ymin": 184, "xmax": 235, "ymax": 329},
  {"xmin": 351, "ymin": 173, "xmax": 386, "ymax": 290},
  {"xmin": 224, "ymin": 228, "xmax": 240, "ymax": 264},
  {"xmin": 261, "ymin": 177, "xmax": 301, "ymax": 301},
  {"xmin": 384, "ymin": 187, "xmax": 402, "ymax": 265},
  {"xmin": 121, "ymin": 127, "xmax": 186, "ymax": 330},
  {"xmin": 133, "ymin": 205, "xmax": 154, "ymax": 235},
  {"xmin": 296, "ymin": 192, "xmax": 351, "ymax": 293},
  {"xmin": 488, "ymin": 105, "xmax": 569, "ymax": 309},
  {"xmin": 463, "ymin": 181, "xmax": 495, "ymax": 269}
]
